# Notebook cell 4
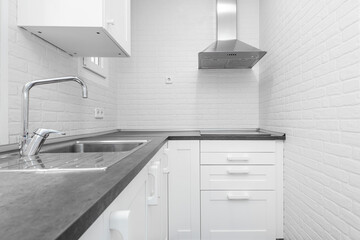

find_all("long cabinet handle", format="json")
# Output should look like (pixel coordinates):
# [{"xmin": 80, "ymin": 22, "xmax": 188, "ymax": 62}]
[
  {"xmin": 163, "ymin": 148, "xmax": 170, "ymax": 174},
  {"xmin": 227, "ymin": 167, "xmax": 250, "ymax": 174},
  {"xmin": 227, "ymin": 192, "xmax": 250, "ymax": 200},
  {"xmin": 109, "ymin": 210, "xmax": 130, "ymax": 240},
  {"xmin": 147, "ymin": 161, "xmax": 160, "ymax": 206},
  {"xmin": 227, "ymin": 154, "xmax": 250, "ymax": 161}
]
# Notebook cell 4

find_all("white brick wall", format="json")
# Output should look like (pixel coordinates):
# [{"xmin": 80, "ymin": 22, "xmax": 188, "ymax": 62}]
[
  {"xmin": 115, "ymin": 0, "xmax": 260, "ymax": 129},
  {"xmin": 259, "ymin": 0, "xmax": 360, "ymax": 239},
  {"xmin": 6, "ymin": 0, "xmax": 119, "ymax": 143}
]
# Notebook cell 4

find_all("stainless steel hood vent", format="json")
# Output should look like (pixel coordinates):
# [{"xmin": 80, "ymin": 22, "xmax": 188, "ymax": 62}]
[{"xmin": 198, "ymin": 0, "xmax": 266, "ymax": 69}]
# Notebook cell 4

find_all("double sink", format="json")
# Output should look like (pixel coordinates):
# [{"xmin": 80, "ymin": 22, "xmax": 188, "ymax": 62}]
[{"xmin": 0, "ymin": 139, "xmax": 149, "ymax": 172}]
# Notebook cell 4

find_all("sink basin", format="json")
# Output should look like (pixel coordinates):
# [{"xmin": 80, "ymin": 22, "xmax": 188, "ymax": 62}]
[
  {"xmin": 0, "ymin": 140, "xmax": 149, "ymax": 172},
  {"xmin": 42, "ymin": 140, "xmax": 147, "ymax": 153}
]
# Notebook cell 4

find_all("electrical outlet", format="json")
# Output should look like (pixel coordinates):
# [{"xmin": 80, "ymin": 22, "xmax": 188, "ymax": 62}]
[
  {"xmin": 165, "ymin": 76, "xmax": 173, "ymax": 84},
  {"xmin": 94, "ymin": 108, "xmax": 104, "ymax": 119}
]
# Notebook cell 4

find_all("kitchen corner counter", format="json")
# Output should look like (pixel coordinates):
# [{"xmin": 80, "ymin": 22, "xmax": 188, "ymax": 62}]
[{"xmin": 0, "ymin": 129, "xmax": 285, "ymax": 240}]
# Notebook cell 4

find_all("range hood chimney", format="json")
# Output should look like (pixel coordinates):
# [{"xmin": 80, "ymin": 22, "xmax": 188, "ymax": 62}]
[{"xmin": 198, "ymin": 0, "xmax": 266, "ymax": 69}]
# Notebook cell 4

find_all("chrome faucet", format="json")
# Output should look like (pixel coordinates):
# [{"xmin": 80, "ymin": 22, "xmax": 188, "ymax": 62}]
[{"xmin": 20, "ymin": 76, "xmax": 88, "ymax": 156}]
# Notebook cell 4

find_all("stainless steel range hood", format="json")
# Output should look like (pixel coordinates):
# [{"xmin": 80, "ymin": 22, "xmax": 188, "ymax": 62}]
[{"xmin": 198, "ymin": 0, "xmax": 266, "ymax": 69}]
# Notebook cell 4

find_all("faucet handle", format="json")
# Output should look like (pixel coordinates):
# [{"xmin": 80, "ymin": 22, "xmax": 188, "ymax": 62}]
[{"xmin": 33, "ymin": 128, "xmax": 66, "ymax": 138}]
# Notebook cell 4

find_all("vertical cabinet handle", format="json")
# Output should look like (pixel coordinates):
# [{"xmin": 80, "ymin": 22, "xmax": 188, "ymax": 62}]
[
  {"xmin": 147, "ymin": 161, "xmax": 160, "ymax": 205},
  {"xmin": 227, "ymin": 192, "xmax": 250, "ymax": 200},
  {"xmin": 227, "ymin": 154, "xmax": 250, "ymax": 161},
  {"xmin": 163, "ymin": 148, "xmax": 170, "ymax": 174},
  {"xmin": 109, "ymin": 210, "xmax": 130, "ymax": 240}
]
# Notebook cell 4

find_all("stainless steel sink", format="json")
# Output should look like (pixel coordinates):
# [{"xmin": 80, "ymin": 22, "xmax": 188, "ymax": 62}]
[
  {"xmin": 0, "ymin": 140, "xmax": 149, "ymax": 172},
  {"xmin": 42, "ymin": 140, "xmax": 147, "ymax": 153}
]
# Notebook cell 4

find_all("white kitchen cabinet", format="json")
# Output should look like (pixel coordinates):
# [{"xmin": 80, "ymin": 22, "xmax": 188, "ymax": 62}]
[
  {"xmin": 79, "ymin": 139, "xmax": 283, "ymax": 240},
  {"xmin": 161, "ymin": 146, "xmax": 170, "ymax": 240},
  {"xmin": 201, "ymin": 152, "xmax": 276, "ymax": 165},
  {"xmin": 102, "ymin": 165, "xmax": 148, "ymax": 240},
  {"xmin": 79, "ymin": 144, "xmax": 167, "ymax": 240},
  {"xmin": 201, "ymin": 191, "xmax": 276, "ymax": 240},
  {"xmin": 168, "ymin": 140, "xmax": 200, "ymax": 240},
  {"xmin": 17, "ymin": 0, "xmax": 131, "ymax": 57},
  {"xmin": 200, "ymin": 140, "xmax": 284, "ymax": 240},
  {"xmin": 79, "ymin": 163, "xmax": 147, "ymax": 240},
  {"xmin": 201, "ymin": 165, "xmax": 276, "ymax": 190},
  {"xmin": 147, "ymin": 144, "xmax": 169, "ymax": 240},
  {"xmin": 201, "ymin": 140, "xmax": 276, "ymax": 153}
]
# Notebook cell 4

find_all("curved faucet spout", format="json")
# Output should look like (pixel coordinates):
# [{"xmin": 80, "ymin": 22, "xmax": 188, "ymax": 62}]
[{"xmin": 20, "ymin": 76, "xmax": 88, "ymax": 156}]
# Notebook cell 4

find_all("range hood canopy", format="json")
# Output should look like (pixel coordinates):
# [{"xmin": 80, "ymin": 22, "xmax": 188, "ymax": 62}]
[{"xmin": 198, "ymin": 0, "xmax": 266, "ymax": 69}]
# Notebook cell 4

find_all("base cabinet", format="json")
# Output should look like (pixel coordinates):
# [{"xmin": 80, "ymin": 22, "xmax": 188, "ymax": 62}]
[
  {"xmin": 201, "ymin": 191, "xmax": 276, "ymax": 240},
  {"xmin": 79, "ymin": 144, "xmax": 167, "ymax": 240},
  {"xmin": 147, "ymin": 143, "xmax": 169, "ymax": 240},
  {"xmin": 200, "ymin": 140, "xmax": 284, "ymax": 240},
  {"xmin": 168, "ymin": 140, "xmax": 200, "ymax": 240},
  {"xmin": 103, "ymin": 167, "xmax": 148, "ymax": 240},
  {"xmin": 79, "ymin": 139, "xmax": 283, "ymax": 240}
]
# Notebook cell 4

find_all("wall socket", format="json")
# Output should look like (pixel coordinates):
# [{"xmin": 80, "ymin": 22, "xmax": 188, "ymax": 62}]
[
  {"xmin": 94, "ymin": 108, "xmax": 104, "ymax": 119},
  {"xmin": 165, "ymin": 76, "xmax": 173, "ymax": 84}
]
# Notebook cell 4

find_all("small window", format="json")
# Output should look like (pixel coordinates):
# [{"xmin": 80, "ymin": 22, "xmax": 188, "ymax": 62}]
[
  {"xmin": 78, "ymin": 57, "xmax": 109, "ymax": 87},
  {"xmin": 82, "ymin": 57, "xmax": 107, "ymax": 78}
]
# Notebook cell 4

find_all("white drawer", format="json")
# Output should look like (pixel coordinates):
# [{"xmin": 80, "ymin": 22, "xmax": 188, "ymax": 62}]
[
  {"xmin": 201, "ymin": 191, "xmax": 276, "ymax": 240},
  {"xmin": 201, "ymin": 152, "xmax": 276, "ymax": 165},
  {"xmin": 201, "ymin": 165, "xmax": 276, "ymax": 190},
  {"xmin": 201, "ymin": 140, "xmax": 276, "ymax": 153}
]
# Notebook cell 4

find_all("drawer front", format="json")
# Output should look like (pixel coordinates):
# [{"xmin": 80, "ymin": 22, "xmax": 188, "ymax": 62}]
[
  {"xmin": 201, "ymin": 140, "xmax": 276, "ymax": 153},
  {"xmin": 201, "ymin": 152, "xmax": 276, "ymax": 165},
  {"xmin": 201, "ymin": 166, "xmax": 276, "ymax": 190},
  {"xmin": 201, "ymin": 191, "xmax": 276, "ymax": 240}
]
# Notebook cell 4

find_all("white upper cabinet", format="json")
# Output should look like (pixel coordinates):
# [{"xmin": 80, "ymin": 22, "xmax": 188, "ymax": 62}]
[{"xmin": 17, "ymin": 0, "xmax": 131, "ymax": 57}]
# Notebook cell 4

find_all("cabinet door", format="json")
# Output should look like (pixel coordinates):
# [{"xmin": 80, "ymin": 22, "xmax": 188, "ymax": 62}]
[
  {"xmin": 104, "ymin": 0, "xmax": 131, "ymax": 56},
  {"xmin": 200, "ymin": 165, "xmax": 276, "ymax": 190},
  {"xmin": 161, "ymin": 146, "xmax": 170, "ymax": 240},
  {"xmin": 147, "ymin": 145, "xmax": 169, "ymax": 240},
  {"xmin": 147, "ymin": 158, "xmax": 162, "ymax": 240},
  {"xmin": 103, "ymin": 168, "xmax": 148, "ymax": 240},
  {"xmin": 201, "ymin": 191, "xmax": 276, "ymax": 240},
  {"xmin": 168, "ymin": 141, "xmax": 200, "ymax": 240}
]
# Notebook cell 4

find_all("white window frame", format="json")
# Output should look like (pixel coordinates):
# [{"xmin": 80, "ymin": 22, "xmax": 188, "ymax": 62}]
[
  {"xmin": 83, "ymin": 57, "xmax": 107, "ymax": 78},
  {"xmin": 78, "ymin": 57, "xmax": 109, "ymax": 87},
  {"xmin": 0, "ymin": 0, "xmax": 9, "ymax": 145}
]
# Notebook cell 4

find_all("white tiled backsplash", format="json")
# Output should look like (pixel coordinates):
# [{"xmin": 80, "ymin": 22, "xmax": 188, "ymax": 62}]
[
  {"xmin": 115, "ymin": 0, "xmax": 261, "ymax": 130},
  {"xmin": 259, "ymin": 0, "xmax": 360, "ymax": 239},
  {"xmin": 6, "ymin": 0, "xmax": 262, "ymax": 143}
]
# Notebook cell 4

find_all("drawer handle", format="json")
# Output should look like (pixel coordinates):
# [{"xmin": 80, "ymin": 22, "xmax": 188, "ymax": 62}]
[
  {"xmin": 106, "ymin": 19, "xmax": 115, "ymax": 25},
  {"xmin": 227, "ymin": 154, "xmax": 249, "ymax": 161},
  {"xmin": 227, "ymin": 192, "xmax": 250, "ymax": 200},
  {"xmin": 227, "ymin": 168, "xmax": 249, "ymax": 174}
]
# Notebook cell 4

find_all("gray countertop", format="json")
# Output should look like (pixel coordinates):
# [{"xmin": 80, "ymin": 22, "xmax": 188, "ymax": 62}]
[{"xmin": 0, "ymin": 129, "xmax": 285, "ymax": 240}]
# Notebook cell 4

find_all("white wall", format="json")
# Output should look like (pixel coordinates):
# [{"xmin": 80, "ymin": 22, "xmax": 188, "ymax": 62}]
[
  {"xmin": 6, "ymin": 0, "xmax": 119, "ymax": 144},
  {"xmin": 259, "ymin": 0, "xmax": 360, "ymax": 239},
  {"xmin": 116, "ymin": 0, "xmax": 260, "ymax": 130}
]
